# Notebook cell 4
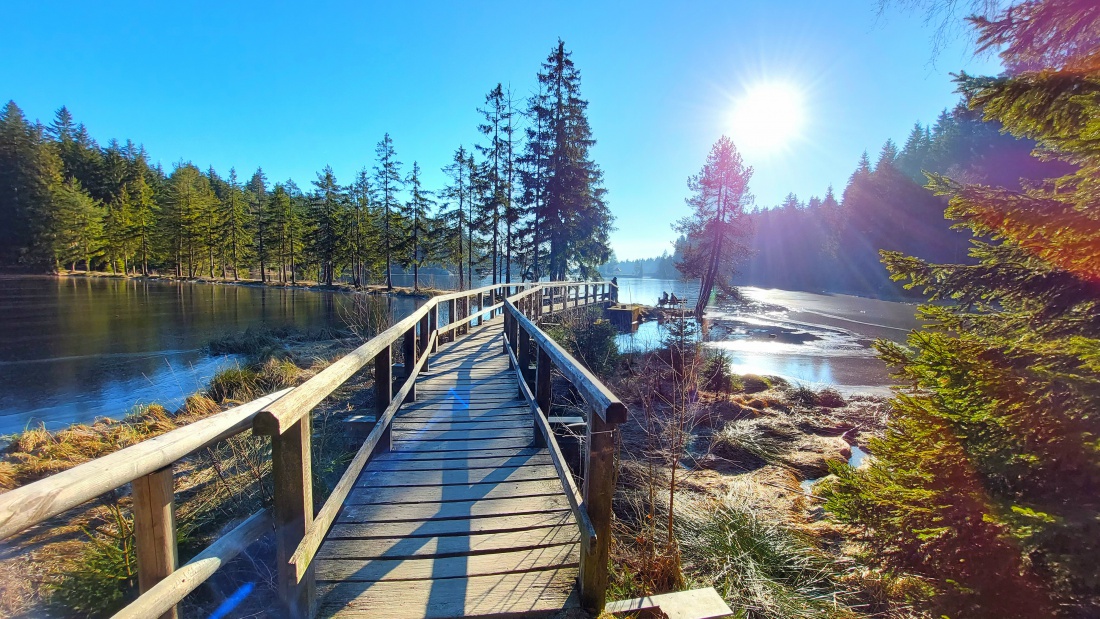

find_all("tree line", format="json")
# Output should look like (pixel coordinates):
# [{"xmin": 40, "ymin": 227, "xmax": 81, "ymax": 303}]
[
  {"xmin": 0, "ymin": 40, "xmax": 612, "ymax": 289},
  {"xmin": 738, "ymin": 102, "xmax": 1062, "ymax": 296}
]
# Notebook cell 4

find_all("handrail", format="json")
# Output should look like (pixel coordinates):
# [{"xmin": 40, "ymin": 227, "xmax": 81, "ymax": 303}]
[
  {"xmin": 508, "ymin": 302, "xmax": 628, "ymax": 424},
  {"xmin": 111, "ymin": 508, "xmax": 273, "ymax": 619},
  {"xmin": 0, "ymin": 388, "xmax": 291, "ymax": 540},
  {"xmin": 502, "ymin": 326, "xmax": 597, "ymax": 552}
]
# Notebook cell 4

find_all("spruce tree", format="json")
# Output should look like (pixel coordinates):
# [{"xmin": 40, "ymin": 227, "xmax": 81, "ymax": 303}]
[
  {"xmin": 400, "ymin": 162, "xmax": 434, "ymax": 291},
  {"xmin": 373, "ymin": 133, "xmax": 403, "ymax": 290},
  {"xmin": 440, "ymin": 146, "xmax": 475, "ymax": 289},
  {"xmin": 526, "ymin": 40, "xmax": 612, "ymax": 280},
  {"xmin": 824, "ymin": 3, "xmax": 1100, "ymax": 616},
  {"xmin": 246, "ymin": 168, "xmax": 269, "ymax": 282},
  {"xmin": 307, "ymin": 166, "xmax": 348, "ymax": 286}
]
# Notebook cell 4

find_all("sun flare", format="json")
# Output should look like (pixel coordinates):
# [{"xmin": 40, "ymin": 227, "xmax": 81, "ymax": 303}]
[{"xmin": 729, "ymin": 81, "xmax": 807, "ymax": 157}]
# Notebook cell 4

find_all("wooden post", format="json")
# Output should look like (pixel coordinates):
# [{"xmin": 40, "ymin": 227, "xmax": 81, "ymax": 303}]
[
  {"xmin": 518, "ymin": 323, "xmax": 532, "ymax": 388},
  {"xmin": 418, "ymin": 312, "xmax": 431, "ymax": 371},
  {"xmin": 537, "ymin": 289, "xmax": 544, "ymax": 319},
  {"xmin": 403, "ymin": 326, "xmax": 417, "ymax": 403},
  {"xmin": 446, "ymin": 299, "xmax": 456, "ymax": 343},
  {"xmin": 580, "ymin": 413, "xmax": 617, "ymax": 612},
  {"xmin": 430, "ymin": 304, "xmax": 438, "ymax": 353},
  {"xmin": 374, "ymin": 346, "xmax": 392, "ymax": 453},
  {"xmin": 504, "ymin": 310, "xmax": 514, "ymax": 364},
  {"xmin": 272, "ymin": 416, "xmax": 314, "ymax": 619},
  {"xmin": 459, "ymin": 296, "xmax": 468, "ymax": 335},
  {"xmin": 133, "ymin": 466, "xmax": 178, "ymax": 619},
  {"xmin": 534, "ymin": 346, "xmax": 552, "ymax": 448}
]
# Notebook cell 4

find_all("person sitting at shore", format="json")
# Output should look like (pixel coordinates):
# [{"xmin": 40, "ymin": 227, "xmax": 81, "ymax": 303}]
[
  {"xmin": 669, "ymin": 293, "xmax": 680, "ymax": 305},
  {"xmin": 659, "ymin": 291, "xmax": 669, "ymax": 306}
]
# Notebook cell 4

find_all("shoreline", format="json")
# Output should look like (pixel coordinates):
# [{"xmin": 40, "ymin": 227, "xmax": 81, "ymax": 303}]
[{"xmin": 4, "ymin": 269, "xmax": 453, "ymax": 299}]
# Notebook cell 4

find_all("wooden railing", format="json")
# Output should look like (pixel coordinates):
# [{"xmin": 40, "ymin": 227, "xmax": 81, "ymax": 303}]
[
  {"xmin": 0, "ymin": 279, "xmax": 621, "ymax": 619},
  {"xmin": 502, "ymin": 286, "xmax": 626, "ymax": 611}
]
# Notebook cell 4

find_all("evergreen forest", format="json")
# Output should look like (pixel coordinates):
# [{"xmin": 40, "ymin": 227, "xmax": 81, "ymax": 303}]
[{"xmin": 0, "ymin": 40, "xmax": 612, "ymax": 289}]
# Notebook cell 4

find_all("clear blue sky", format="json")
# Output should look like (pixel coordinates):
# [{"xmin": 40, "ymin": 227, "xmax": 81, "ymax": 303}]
[{"xmin": 1, "ymin": 1, "xmax": 1001, "ymax": 260}]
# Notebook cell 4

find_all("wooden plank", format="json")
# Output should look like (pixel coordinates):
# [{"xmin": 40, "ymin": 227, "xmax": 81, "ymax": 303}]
[
  {"xmin": 131, "ymin": 467, "xmax": 178, "ymax": 619},
  {"xmin": 391, "ymin": 428, "xmax": 530, "ymax": 441},
  {"xmin": 373, "ymin": 447, "xmax": 543, "ymax": 461},
  {"xmin": 315, "ymin": 544, "xmax": 578, "ymax": 582},
  {"xmin": 365, "ymin": 454, "xmax": 553, "ymax": 472},
  {"xmin": 315, "ymin": 566, "xmax": 578, "ymax": 618},
  {"xmin": 330, "ymin": 510, "xmax": 572, "ymax": 537},
  {"xmin": 390, "ymin": 438, "xmax": 532, "ymax": 452},
  {"xmin": 390, "ymin": 418, "xmax": 531, "ymax": 431},
  {"xmin": 345, "ymin": 479, "xmax": 564, "ymax": 505},
  {"xmin": 337, "ymin": 495, "xmax": 571, "ymax": 523},
  {"xmin": 356, "ymin": 464, "xmax": 559, "ymax": 487},
  {"xmin": 318, "ymin": 526, "xmax": 579, "ymax": 560}
]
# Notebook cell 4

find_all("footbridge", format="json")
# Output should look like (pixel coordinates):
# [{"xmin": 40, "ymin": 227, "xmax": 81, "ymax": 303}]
[{"xmin": 0, "ymin": 281, "xmax": 626, "ymax": 618}]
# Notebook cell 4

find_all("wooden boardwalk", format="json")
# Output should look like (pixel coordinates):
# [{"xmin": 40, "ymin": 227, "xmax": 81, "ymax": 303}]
[{"xmin": 314, "ymin": 322, "xmax": 581, "ymax": 618}]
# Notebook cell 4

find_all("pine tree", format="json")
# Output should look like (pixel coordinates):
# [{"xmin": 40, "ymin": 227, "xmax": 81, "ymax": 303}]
[
  {"xmin": 440, "ymin": 146, "xmax": 475, "ymax": 289},
  {"xmin": 163, "ymin": 163, "xmax": 215, "ymax": 277},
  {"xmin": 373, "ymin": 133, "xmax": 403, "ymax": 290},
  {"xmin": 218, "ymin": 168, "xmax": 250, "ymax": 280},
  {"xmin": 0, "ymin": 101, "xmax": 59, "ymax": 263},
  {"xmin": 246, "ymin": 168, "xmax": 269, "ymax": 282},
  {"xmin": 348, "ymin": 168, "xmax": 374, "ymax": 286},
  {"xmin": 127, "ymin": 162, "xmax": 157, "ymax": 276},
  {"xmin": 476, "ymin": 84, "xmax": 509, "ymax": 284},
  {"xmin": 307, "ymin": 166, "xmax": 348, "ymax": 286},
  {"xmin": 674, "ymin": 136, "xmax": 754, "ymax": 318},
  {"xmin": 400, "ymin": 161, "xmax": 434, "ymax": 291},
  {"xmin": 527, "ymin": 40, "xmax": 613, "ymax": 280},
  {"xmin": 51, "ymin": 177, "xmax": 104, "ymax": 271},
  {"xmin": 825, "ymin": 3, "xmax": 1100, "ymax": 617}
]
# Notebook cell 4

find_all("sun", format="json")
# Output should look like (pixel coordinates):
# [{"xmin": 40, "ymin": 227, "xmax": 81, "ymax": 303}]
[{"xmin": 729, "ymin": 81, "xmax": 807, "ymax": 158}]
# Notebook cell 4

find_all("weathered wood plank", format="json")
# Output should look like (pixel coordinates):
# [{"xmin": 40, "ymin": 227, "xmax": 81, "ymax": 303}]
[
  {"xmin": 345, "ymin": 479, "xmax": 564, "ymax": 505},
  {"xmin": 373, "ymin": 447, "xmax": 543, "ymax": 461},
  {"xmin": 365, "ymin": 454, "xmax": 552, "ymax": 472},
  {"xmin": 356, "ymin": 464, "xmax": 558, "ymax": 487},
  {"xmin": 318, "ymin": 526, "xmax": 579, "ymax": 561},
  {"xmin": 315, "ymin": 567, "xmax": 578, "ymax": 618},
  {"xmin": 316, "ymin": 544, "xmax": 578, "ymax": 583},
  {"xmin": 391, "ymin": 428, "xmax": 530, "ymax": 442},
  {"xmin": 337, "ymin": 495, "xmax": 571, "ymax": 523},
  {"xmin": 329, "ymin": 510, "xmax": 572, "ymax": 537},
  {"xmin": 390, "ymin": 438, "xmax": 532, "ymax": 452}
]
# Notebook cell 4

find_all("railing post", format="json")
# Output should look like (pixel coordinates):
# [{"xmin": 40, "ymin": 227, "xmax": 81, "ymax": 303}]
[
  {"xmin": 518, "ymin": 322, "xmax": 532, "ymax": 389},
  {"xmin": 459, "ymin": 296, "xmax": 469, "ymax": 335},
  {"xmin": 133, "ymin": 466, "xmax": 178, "ymax": 619},
  {"xmin": 375, "ymin": 345, "xmax": 392, "ymax": 453},
  {"xmin": 430, "ymin": 303, "xmax": 439, "ymax": 353},
  {"xmin": 403, "ymin": 325, "xmax": 417, "ymax": 403},
  {"xmin": 534, "ymin": 346, "xmax": 552, "ymax": 448},
  {"xmin": 537, "ymin": 288, "xmax": 544, "ymax": 319},
  {"xmin": 504, "ymin": 310, "xmax": 514, "ymax": 364},
  {"xmin": 580, "ymin": 412, "xmax": 617, "ymax": 612},
  {"xmin": 418, "ymin": 312, "xmax": 431, "ymax": 371},
  {"xmin": 446, "ymin": 299, "xmax": 456, "ymax": 343},
  {"xmin": 272, "ymin": 417, "xmax": 315, "ymax": 619}
]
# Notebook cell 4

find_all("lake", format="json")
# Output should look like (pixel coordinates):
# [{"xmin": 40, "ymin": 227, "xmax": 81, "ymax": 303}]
[
  {"xmin": 0, "ymin": 275, "xmax": 921, "ymax": 435},
  {"xmin": 613, "ymin": 277, "xmax": 921, "ymax": 395},
  {"xmin": 0, "ymin": 276, "xmax": 425, "ymax": 435}
]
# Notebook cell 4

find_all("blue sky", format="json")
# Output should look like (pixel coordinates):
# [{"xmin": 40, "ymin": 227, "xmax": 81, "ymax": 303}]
[{"xmin": 1, "ymin": 1, "xmax": 1001, "ymax": 260}]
